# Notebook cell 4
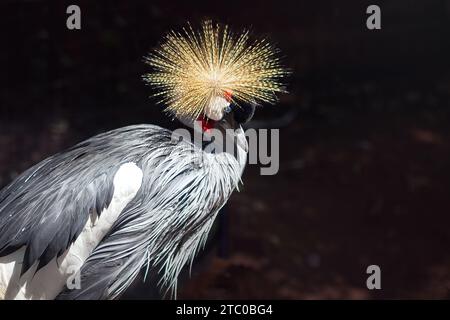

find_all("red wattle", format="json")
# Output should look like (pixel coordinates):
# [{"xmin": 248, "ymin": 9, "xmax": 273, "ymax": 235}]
[{"xmin": 198, "ymin": 117, "xmax": 216, "ymax": 132}]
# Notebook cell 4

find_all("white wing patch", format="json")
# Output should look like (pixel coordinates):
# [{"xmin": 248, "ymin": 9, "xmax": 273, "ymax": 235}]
[{"xmin": 0, "ymin": 162, "xmax": 143, "ymax": 300}]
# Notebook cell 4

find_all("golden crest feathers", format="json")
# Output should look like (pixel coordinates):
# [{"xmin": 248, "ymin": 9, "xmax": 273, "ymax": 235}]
[{"xmin": 143, "ymin": 20, "xmax": 288, "ymax": 120}]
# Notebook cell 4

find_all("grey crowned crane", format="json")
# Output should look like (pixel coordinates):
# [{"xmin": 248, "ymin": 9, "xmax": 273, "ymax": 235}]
[{"xmin": 0, "ymin": 21, "xmax": 287, "ymax": 300}]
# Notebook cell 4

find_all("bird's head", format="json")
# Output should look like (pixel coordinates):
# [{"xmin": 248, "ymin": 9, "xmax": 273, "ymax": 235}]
[
  {"xmin": 143, "ymin": 20, "xmax": 288, "ymax": 133},
  {"xmin": 195, "ymin": 89, "xmax": 255, "ymax": 134}
]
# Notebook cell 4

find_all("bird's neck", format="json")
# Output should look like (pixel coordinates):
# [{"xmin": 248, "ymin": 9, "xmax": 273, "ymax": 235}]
[{"xmin": 175, "ymin": 121, "xmax": 248, "ymax": 173}]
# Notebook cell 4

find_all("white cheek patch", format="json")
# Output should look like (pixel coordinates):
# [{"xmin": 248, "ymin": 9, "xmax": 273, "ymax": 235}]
[{"xmin": 204, "ymin": 96, "xmax": 230, "ymax": 121}]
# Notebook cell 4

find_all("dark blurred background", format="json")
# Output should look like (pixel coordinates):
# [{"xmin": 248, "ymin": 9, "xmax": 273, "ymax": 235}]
[{"xmin": 0, "ymin": 0, "xmax": 449, "ymax": 299}]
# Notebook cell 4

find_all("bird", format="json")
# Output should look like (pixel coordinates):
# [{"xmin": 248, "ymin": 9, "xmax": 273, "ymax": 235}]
[{"xmin": 0, "ymin": 20, "xmax": 287, "ymax": 300}]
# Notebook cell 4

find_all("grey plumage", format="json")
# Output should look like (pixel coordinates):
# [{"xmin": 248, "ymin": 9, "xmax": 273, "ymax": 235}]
[{"xmin": 0, "ymin": 124, "xmax": 246, "ymax": 299}]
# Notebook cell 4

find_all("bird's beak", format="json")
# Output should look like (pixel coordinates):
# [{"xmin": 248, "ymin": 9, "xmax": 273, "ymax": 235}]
[{"xmin": 218, "ymin": 112, "xmax": 248, "ymax": 153}]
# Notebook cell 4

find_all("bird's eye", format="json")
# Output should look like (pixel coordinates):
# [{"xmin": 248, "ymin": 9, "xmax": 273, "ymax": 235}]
[{"xmin": 224, "ymin": 105, "xmax": 232, "ymax": 113}]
